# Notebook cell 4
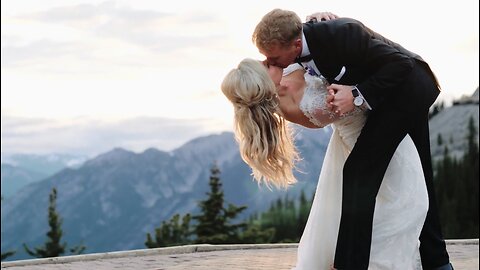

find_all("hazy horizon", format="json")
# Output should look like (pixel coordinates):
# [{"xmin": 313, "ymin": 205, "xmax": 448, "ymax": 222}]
[{"xmin": 2, "ymin": 0, "xmax": 478, "ymax": 157}]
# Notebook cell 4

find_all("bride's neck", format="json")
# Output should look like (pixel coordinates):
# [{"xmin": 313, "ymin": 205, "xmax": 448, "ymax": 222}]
[{"xmin": 279, "ymin": 72, "xmax": 305, "ymax": 100}]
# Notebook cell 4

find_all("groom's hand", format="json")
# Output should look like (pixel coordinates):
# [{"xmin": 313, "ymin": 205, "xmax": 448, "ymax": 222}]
[{"xmin": 327, "ymin": 84, "xmax": 355, "ymax": 116}]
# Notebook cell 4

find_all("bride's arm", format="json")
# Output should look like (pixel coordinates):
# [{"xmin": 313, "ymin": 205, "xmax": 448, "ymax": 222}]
[
  {"xmin": 278, "ymin": 69, "xmax": 339, "ymax": 128},
  {"xmin": 277, "ymin": 70, "xmax": 319, "ymax": 128},
  {"xmin": 280, "ymin": 102, "xmax": 320, "ymax": 129}
]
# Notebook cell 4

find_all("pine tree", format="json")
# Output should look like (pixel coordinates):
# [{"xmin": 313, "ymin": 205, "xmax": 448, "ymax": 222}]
[
  {"xmin": 1, "ymin": 197, "xmax": 16, "ymax": 261},
  {"xmin": 23, "ymin": 188, "xmax": 86, "ymax": 258},
  {"xmin": 145, "ymin": 213, "xmax": 192, "ymax": 248},
  {"xmin": 297, "ymin": 190, "xmax": 312, "ymax": 237},
  {"xmin": 240, "ymin": 211, "xmax": 276, "ymax": 244},
  {"xmin": 435, "ymin": 116, "xmax": 479, "ymax": 238},
  {"xmin": 193, "ymin": 162, "xmax": 247, "ymax": 244},
  {"xmin": 246, "ymin": 191, "xmax": 314, "ymax": 243},
  {"xmin": 239, "ymin": 221, "xmax": 275, "ymax": 244},
  {"xmin": 459, "ymin": 116, "xmax": 479, "ymax": 237},
  {"xmin": 1, "ymin": 251, "xmax": 16, "ymax": 261},
  {"xmin": 429, "ymin": 100, "xmax": 445, "ymax": 119},
  {"xmin": 275, "ymin": 195, "xmax": 298, "ymax": 242},
  {"xmin": 437, "ymin": 133, "xmax": 443, "ymax": 146}
]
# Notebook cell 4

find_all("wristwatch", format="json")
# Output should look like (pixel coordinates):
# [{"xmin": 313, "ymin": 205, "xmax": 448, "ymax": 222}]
[{"xmin": 352, "ymin": 86, "xmax": 364, "ymax": 107}]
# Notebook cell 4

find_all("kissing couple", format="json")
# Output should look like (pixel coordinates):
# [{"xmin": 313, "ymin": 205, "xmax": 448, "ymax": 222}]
[{"xmin": 221, "ymin": 9, "xmax": 453, "ymax": 270}]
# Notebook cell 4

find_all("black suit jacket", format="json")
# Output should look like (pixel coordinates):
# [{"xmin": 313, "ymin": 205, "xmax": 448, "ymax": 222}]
[
  {"xmin": 303, "ymin": 18, "xmax": 439, "ymax": 109},
  {"xmin": 303, "ymin": 19, "xmax": 448, "ymax": 269}
]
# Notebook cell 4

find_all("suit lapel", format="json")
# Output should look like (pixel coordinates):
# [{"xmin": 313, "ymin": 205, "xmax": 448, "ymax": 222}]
[{"xmin": 303, "ymin": 22, "xmax": 343, "ymax": 84}]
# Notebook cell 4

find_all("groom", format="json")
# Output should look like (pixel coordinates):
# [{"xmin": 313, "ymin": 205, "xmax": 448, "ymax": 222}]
[{"xmin": 252, "ymin": 9, "xmax": 453, "ymax": 270}]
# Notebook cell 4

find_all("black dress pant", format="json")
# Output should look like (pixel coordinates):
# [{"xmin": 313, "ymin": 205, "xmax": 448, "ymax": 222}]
[{"xmin": 333, "ymin": 61, "xmax": 449, "ymax": 269}]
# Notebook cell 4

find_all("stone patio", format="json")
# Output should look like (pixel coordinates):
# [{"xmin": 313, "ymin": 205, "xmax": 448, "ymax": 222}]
[{"xmin": 1, "ymin": 239, "xmax": 478, "ymax": 270}]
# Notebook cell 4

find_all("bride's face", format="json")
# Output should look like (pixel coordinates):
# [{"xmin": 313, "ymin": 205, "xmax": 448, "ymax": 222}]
[{"xmin": 263, "ymin": 61, "xmax": 283, "ymax": 86}]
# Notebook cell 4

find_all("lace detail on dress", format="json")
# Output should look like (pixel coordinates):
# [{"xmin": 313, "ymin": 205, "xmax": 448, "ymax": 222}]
[
  {"xmin": 299, "ymin": 73, "xmax": 364, "ymax": 128},
  {"xmin": 299, "ymin": 74, "xmax": 333, "ymax": 127}
]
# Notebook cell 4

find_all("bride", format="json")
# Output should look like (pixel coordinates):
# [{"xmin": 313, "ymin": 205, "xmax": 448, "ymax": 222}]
[{"xmin": 221, "ymin": 58, "xmax": 428, "ymax": 269}]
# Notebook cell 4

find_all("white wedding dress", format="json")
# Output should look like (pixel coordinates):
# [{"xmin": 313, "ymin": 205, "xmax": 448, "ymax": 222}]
[{"xmin": 288, "ymin": 64, "xmax": 428, "ymax": 269}]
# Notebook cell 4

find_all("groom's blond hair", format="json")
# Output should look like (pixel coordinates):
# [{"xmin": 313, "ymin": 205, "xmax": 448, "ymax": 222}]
[{"xmin": 252, "ymin": 9, "xmax": 303, "ymax": 51}]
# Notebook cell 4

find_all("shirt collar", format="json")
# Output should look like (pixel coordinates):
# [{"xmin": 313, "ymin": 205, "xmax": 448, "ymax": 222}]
[{"xmin": 300, "ymin": 31, "xmax": 311, "ymax": 57}]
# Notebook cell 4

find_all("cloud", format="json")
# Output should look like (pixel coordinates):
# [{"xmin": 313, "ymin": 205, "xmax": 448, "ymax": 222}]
[
  {"xmin": 1, "ymin": 114, "xmax": 228, "ymax": 157},
  {"xmin": 1, "ymin": 39, "xmax": 87, "ymax": 67},
  {"xmin": 19, "ymin": 1, "xmax": 225, "ymax": 51},
  {"xmin": 22, "ymin": 1, "xmax": 171, "ymax": 24},
  {"xmin": 2, "ymin": 1, "xmax": 228, "ymax": 69}
]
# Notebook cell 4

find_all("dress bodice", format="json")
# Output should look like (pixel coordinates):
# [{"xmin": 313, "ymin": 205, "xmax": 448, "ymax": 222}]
[
  {"xmin": 298, "ymin": 73, "xmax": 335, "ymax": 128},
  {"xmin": 298, "ymin": 72, "xmax": 366, "ymax": 148}
]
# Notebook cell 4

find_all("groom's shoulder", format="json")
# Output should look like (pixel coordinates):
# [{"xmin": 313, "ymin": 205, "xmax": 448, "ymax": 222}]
[
  {"xmin": 306, "ymin": 17, "xmax": 364, "ymax": 32},
  {"xmin": 305, "ymin": 17, "xmax": 365, "ymax": 38},
  {"xmin": 329, "ymin": 17, "xmax": 365, "ymax": 29}
]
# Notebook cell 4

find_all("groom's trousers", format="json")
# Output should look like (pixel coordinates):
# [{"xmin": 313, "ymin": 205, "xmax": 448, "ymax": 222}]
[{"xmin": 333, "ymin": 61, "xmax": 450, "ymax": 270}]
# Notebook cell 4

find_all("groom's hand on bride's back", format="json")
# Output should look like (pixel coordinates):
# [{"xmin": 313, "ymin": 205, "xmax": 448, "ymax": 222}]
[{"xmin": 305, "ymin": 12, "xmax": 339, "ymax": 22}]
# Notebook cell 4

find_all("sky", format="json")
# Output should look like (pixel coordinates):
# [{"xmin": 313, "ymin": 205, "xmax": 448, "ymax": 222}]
[{"xmin": 1, "ymin": 0, "xmax": 479, "ymax": 158}]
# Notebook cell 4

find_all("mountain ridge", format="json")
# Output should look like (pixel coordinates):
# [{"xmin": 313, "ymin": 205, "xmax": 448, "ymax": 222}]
[
  {"xmin": 2, "ymin": 89, "xmax": 478, "ymax": 261},
  {"xmin": 1, "ymin": 127, "xmax": 331, "ymax": 260}
]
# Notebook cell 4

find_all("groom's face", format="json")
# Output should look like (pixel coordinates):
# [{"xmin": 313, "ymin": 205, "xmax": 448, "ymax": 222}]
[{"xmin": 261, "ymin": 39, "xmax": 301, "ymax": 69}]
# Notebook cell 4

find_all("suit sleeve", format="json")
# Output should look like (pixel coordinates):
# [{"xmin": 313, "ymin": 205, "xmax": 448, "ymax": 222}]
[{"xmin": 331, "ymin": 20, "xmax": 414, "ymax": 109}]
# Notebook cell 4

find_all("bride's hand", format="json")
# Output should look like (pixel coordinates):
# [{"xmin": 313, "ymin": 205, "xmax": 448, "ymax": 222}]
[
  {"xmin": 326, "ymin": 89, "xmax": 335, "ymax": 111},
  {"xmin": 327, "ymin": 84, "xmax": 355, "ymax": 116},
  {"xmin": 306, "ymin": 12, "xmax": 339, "ymax": 22}
]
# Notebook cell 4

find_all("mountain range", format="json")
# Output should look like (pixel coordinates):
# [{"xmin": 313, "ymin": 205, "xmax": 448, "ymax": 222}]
[
  {"xmin": 1, "ymin": 127, "xmax": 332, "ymax": 260},
  {"xmin": 429, "ymin": 88, "xmax": 479, "ymax": 160},
  {"xmin": 1, "ymin": 88, "xmax": 478, "ymax": 261},
  {"xmin": 1, "ymin": 153, "xmax": 87, "ymax": 198}
]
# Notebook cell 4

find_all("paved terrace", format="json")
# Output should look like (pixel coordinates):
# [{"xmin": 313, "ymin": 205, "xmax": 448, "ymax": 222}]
[{"xmin": 1, "ymin": 239, "xmax": 478, "ymax": 270}]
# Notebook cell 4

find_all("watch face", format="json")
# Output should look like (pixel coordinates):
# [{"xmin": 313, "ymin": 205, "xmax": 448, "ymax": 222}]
[{"xmin": 354, "ymin": 96, "xmax": 364, "ymax": 106}]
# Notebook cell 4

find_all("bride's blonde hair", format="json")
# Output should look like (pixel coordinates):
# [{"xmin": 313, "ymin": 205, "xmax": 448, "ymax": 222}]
[{"xmin": 221, "ymin": 58, "xmax": 299, "ymax": 189}]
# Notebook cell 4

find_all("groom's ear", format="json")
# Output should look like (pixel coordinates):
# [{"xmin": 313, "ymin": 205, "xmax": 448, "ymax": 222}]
[
  {"xmin": 294, "ymin": 38, "xmax": 302, "ymax": 49},
  {"xmin": 293, "ymin": 38, "xmax": 302, "ymax": 54}
]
